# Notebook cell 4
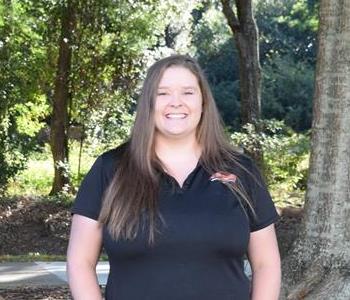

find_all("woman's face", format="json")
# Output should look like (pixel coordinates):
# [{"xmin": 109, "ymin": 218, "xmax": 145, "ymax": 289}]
[{"xmin": 154, "ymin": 66, "xmax": 203, "ymax": 141}]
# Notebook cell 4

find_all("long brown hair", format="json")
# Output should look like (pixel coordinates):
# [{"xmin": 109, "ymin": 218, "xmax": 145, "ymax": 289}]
[{"xmin": 99, "ymin": 54, "xmax": 255, "ymax": 244}]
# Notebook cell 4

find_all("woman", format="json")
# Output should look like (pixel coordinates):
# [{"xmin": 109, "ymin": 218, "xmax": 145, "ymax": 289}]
[{"xmin": 67, "ymin": 54, "xmax": 281, "ymax": 300}]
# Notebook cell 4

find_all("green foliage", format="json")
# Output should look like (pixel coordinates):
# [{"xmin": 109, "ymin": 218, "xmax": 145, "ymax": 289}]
[
  {"xmin": 0, "ymin": 0, "xmax": 51, "ymax": 193},
  {"xmin": 7, "ymin": 161, "xmax": 52, "ymax": 196},
  {"xmin": 231, "ymin": 120, "xmax": 310, "ymax": 206},
  {"xmin": 279, "ymin": 0, "xmax": 318, "ymax": 32},
  {"xmin": 256, "ymin": 0, "xmax": 319, "ymax": 64},
  {"xmin": 1, "ymin": 0, "xmax": 196, "ymax": 193},
  {"xmin": 192, "ymin": 3, "xmax": 232, "ymax": 58},
  {"xmin": 67, "ymin": 0, "xmax": 199, "ymax": 153},
  {"xmin": 191, "ymin": 0, "xmax": 318, "ymax": 132},
  {"xmin": 10, "ymin": 95, "xmax": 48, "ymax": 137},
  {"xmin": 212, "ymin": 80, "xmax": 240, "ymax": 129},
  {"xmin": 6, "ymin": 141, "xmax": 95, "ymax": 197},
  {"xmin": 191, "ymin": 3, "xmax": 240, "ymax": 128},
  {"xmin": 1, "ymin": 0, "xmax": 318, "ymax": 202},
  {"xmin": 262, "ymin": 54, "xmax": 314, "ymax": 131},
  {"xmin": 0, "ymin": 120, "xmax": 28, "ymax": 195},
  {"xmin": 256, "ymin": 0, "xmax": 318, "ymax": 131},
  {"xmin": 67, "ymin": 1, "xmax": 164, "ymax": 147}
]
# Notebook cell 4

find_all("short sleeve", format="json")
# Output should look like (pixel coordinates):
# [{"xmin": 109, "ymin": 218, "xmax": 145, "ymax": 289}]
[
  {"xmin": 245, "ymin": 158, "xmax": 279, "ymax": 232},
  {"xmin": 71, "ymin": 155, "xmax": 104, "ymax": 221}
]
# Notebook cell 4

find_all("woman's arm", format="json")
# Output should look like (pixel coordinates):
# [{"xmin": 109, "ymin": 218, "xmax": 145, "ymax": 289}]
[
  {"xmin": 247, "ymin": 224, "xmax": 281, "ymax": 300},
  {"xmin": 67, "ymin": 214, "xmax": 103, "ymax": 300}
]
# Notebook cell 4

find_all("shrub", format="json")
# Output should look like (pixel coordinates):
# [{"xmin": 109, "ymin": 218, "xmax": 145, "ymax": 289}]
[{"xmin": 230, "ymin": 119, "xmax": 309, "ymax": 206}]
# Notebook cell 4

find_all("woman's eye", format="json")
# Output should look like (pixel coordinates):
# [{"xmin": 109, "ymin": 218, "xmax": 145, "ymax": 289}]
[
  {"xmin": 184, "ymin": 91, "xmax": 194, "ymax": 95},
  {"xmin": 157, "ymin": 92, "xmax": 167, "ymax": 96}
]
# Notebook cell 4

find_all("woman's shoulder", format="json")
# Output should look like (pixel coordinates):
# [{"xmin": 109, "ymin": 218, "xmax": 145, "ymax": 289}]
[
  {"xmin": 100, "ymin": 142, "xmax": 128, "ymax": 162},
  {"xmin": 98, "ymin": 142, "xmax": 129, "ymax": 175},
  {"xmin": 223, "ymin": 150, "xmax": 266, "ymax": 188},
  {"xmin": 226, "ymin": 149, "xmax": 255, "ymax": 172}
]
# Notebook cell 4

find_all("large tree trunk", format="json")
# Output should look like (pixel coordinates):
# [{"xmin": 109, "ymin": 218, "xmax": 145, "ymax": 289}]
[
  {"xmin": 49, "ymin": 0, "xmax": 75, "ymax": 195},
  {"xmin": 220, "ymin": 0, "xmax": 262, "ymax": 166},
  {"xmin": 281, "ymin": 1, "xmax": 350, "ymax": 299}
]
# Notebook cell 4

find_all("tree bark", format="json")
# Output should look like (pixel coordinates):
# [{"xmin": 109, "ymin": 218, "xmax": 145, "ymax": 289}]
[
  {"xmin": 49, "ymin": 0, "xmax": 75, "ymax": 195},
  {"xmin": 220, "ymin": 0, "xmax": 261, "ymax": 125},
  {"xmin": 281, "ymin": 1, "xmax": 350, "ymax": 299},
  {"xmin": 220, "ymin": 0, "xmax": 262, "ymax": 167}
]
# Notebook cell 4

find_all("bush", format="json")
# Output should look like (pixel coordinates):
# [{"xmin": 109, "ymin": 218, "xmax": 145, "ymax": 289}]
[
  {"xmin": 262, "ymin": 54, "xmax": 314, "ymax": 132},
  {"xmin": 230, "ymin": 119, "xmax": 309, "ymax": 206},
  {"xmin": 5, "ymin": 140, "xmax": 97, "ymax": 197},
  {"xmin": 0, "ymin": 122, "xmax": 29, "ymax": 196}
]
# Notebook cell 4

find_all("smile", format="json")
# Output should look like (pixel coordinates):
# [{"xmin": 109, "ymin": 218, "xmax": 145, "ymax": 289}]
[{"xmin": 165, "ymin": 113, "xmax": 187, "ymax": 119}]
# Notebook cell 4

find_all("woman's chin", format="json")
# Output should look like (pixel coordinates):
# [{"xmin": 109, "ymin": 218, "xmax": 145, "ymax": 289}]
[{"xmin": 156, "ymin": 129, "xmax": 196, "ymax": 140}]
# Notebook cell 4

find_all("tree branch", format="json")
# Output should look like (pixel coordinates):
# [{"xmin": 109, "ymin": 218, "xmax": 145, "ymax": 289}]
[{"xmin": 220, "ymin": 0, "xmax": 240, "ymax": 33}]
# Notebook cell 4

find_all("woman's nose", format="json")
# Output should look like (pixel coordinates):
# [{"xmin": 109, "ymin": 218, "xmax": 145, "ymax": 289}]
[{"xmin": 169, "ymin": 92, "xmax": 183, "ymax": 107}]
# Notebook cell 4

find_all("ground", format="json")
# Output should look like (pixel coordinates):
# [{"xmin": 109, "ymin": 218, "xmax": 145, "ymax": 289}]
[
  {"xmin": 0, "ymin": 287, "xmax": 72, "ymax": 300},
  {"xmin": 0, "ymin": 196, "xmax": 302, "ymax": 299},
  {"xmin": 0, "ymin": 197, "xmax": 70, "ymax": 257}
]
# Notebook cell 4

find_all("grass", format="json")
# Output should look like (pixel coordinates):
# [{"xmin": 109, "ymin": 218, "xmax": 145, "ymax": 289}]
[
  {"xmin": 6, "ymin": 141, "xmax": 98, "ymax": 197},
  {"xmin": 7, "ymin": 159, "xmax": 54, "ymax": 196},
  {"xmin": 0, "ymin": 254, "xmax": 108, "ymax": 263},
  {"xmin": 0, "ymin": 254, "xmax": 67, "ymax": 263}
]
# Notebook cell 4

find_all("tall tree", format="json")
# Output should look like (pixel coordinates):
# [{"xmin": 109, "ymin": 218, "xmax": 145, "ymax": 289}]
[
  {"xmin": 220, "ymin": 0, "xmax": 261, "ymax": 125},
  {"xmin": 49, "ymin": 0, "xmax": 75, "ymax": 195},
  {"xmin": 220, "ymin": 0, "xmax": 263, "ymax": 167},
  {"xmin": 281, "ymin": 0, "xmax": 350, "ymax": 299}
]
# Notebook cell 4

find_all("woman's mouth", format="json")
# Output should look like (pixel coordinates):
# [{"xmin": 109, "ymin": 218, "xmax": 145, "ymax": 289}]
[{"xmin": 165, "ymin": 113, "xmax": 187, "ymax": 119}]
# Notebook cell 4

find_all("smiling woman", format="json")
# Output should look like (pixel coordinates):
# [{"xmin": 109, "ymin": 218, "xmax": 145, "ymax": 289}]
[{"xmin": 67, "ymin": 54, "xmax": 281, "ymax": 300}]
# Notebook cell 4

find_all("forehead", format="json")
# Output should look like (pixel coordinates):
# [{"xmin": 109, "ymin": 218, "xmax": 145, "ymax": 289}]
[{"xmin": 158, "ymin": 66, "xmax": 199, "ymax": 88}]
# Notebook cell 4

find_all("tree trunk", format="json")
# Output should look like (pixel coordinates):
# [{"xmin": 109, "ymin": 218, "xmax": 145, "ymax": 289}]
[
  {"xmin": 220, "ymin": 0, "xmax": 261, "ymax": 125},
  {"xmin": 281, "ymin": 1, "xmax": 350, "ymax": 299},
  {"xmin": 220, "ymin": 0, "xmax": 262, "ymax": 166},
  {"xmin": 49, "ymin": 0, "xmax": 75, "ymax": 195}
]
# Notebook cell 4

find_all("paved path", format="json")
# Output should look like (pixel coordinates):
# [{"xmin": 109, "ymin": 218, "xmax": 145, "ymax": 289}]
[
  {"xmin": 0, "ymin": 260, "xmax": 251, "ymax": 289},
  {"xmin": 0, "ymin": 261, "xmax": 109, "ymax": 289}
]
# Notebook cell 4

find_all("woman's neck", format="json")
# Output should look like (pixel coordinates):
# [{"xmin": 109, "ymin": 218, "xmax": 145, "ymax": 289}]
[
  {"xmin": 154, "ymin": 135, "xmax": 202, "ymax": 163},
  {"xmin": 154, "ymin": 135, "xmax": 202, "ymax": 186}
]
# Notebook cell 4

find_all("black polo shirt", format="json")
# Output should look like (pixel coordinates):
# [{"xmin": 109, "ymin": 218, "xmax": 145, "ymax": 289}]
[{"xmin": 71, "ymin": 145, "xmax": 279, "ymax": 300}]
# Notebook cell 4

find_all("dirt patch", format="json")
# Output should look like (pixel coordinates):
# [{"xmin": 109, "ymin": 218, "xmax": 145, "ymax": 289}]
[
  {"xmin": 0, "ymin": 197, "xmax": 70, "ymax": 256},
  {"xmin": 0, "ymin": 286, "xmax": 105, "ymax": 300},
  {"xmin": 0, "ymin": 286, "xmax": 72, "ymax": 300}
]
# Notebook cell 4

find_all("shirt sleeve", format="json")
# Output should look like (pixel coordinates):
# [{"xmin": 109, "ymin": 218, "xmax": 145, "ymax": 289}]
[
  {"xmin": 244, "ymin": 158, "xmax": 279, "ymax": 232},
  {"xmin": 71, "ymin": 155, "xmax": 105, "ymax": 221}
]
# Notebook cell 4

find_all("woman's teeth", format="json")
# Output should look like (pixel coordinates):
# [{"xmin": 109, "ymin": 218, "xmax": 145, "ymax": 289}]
[{"xmin": 166, "ymin": 113, "xmax": 187, "ymax": 119}]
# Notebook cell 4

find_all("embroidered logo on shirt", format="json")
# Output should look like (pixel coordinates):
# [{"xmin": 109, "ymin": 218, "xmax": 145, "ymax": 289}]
[{"xmin": 210, "ymin": 171, "xmax": 237, "ymax": 184}]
